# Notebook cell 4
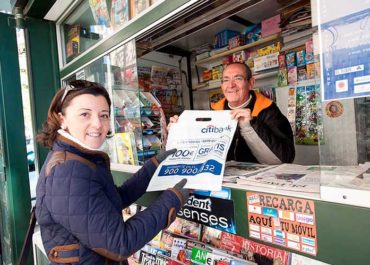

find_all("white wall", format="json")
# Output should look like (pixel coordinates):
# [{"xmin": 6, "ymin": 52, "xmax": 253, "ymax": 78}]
[
  {"xmin": 276, "ymin": 85, "xmax": 359, "ymax": 166},
  {"xmin": 319, "ymin": 99, "xmax": 358, "ymax": 165}
]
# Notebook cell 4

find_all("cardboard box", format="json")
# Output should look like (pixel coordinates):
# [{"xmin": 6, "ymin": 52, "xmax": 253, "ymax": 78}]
[
  {"xmin": 214, "ymin": 29, "xmax": 240, "ymax": 48},
  {"xmin": 261, "ymin": 14, "xmax": 281, "ymax": 38},
  {"xmin": 244, "ymin": 23, "xmax": 261, "ymax": 44},
  {"xmin": 228, "ymin": 35, "xmax": 244, "ymax": 49}
]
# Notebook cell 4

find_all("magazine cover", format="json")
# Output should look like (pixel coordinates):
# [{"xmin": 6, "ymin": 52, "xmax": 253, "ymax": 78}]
[
  {"xmin": 287, "ymin": 67, "xmax": 297, "ymax": 85},
  {"xmin": 150, "ymin": 65, "xmax": 168, "ymax": 88},
  {"xmin": 140, "ymin": 250, "xmax": 156, "ymax": 265},
  {"xmin": 200, "ymin": 226, "xmax": 222, "ymax": 248},
  {"xmin": 166, "ymin": 218, "xmax": 202, "ymax": 240},
  {"xmin": 170, "ymin": 238, "xmax": 187, "ymax": 262},
  {"xmin": 241, "ymin": 237, "xmax": 290, "ymax": 265},
  {"xmin": 306, "ymin": 63, "xmax": 316, "ymax": 80},
  {"xmin": 296, "ymin": 49, "xmax": 306, "ymax": 67},
  {"xmin": 115, "ymin": 132, "xmax": 136, "ymax": 164},
  {"xmin": 66, "ymin": 25, "xmax": 81, "ymax": 60},
  {"xmin": 297, "ymin": 67, "xmax": 307, "ymax": 82},
  {"xmin": 160, "ymin": 231, "xmax": 174, "ymax": 251},
  {"xmin": 219, "ymin": 232, "xmax": 244, "ymax": 254},
  {"xmin": 278, "ymin": 53, "xmax": 286, "ymax": 68},
  {"xmin": 277, "ymin": 68, "xmax": 288, "ymax": 87},
  {"xmin": 205, "ymin": 251, "xmax": 232, "ymax": 265},
  {"xmin": 287, "ymin": 87, "xmax": 296, "ymax": 133},
  {"xmin": 124, "ymin": 39, "xmax": 137, "ymax": 67},
  {"xmin": 138, "ymin": 66, "xmax": 152, "ymax": 91},
  {"xmin": 111, "ymin": 0, "xmax": 130, "ymax": 28},
  {"xmin": 130, "ymin": 0, "xmax": 150, "ymax": 18},
  {"xmin": 89, "ymin": 0, "xmax": 111, "ymax": 27},
  {"xmin": 305, "ymin": 39, "xmax": 314, "ymax": 64},
  {"xmin": 191, "ymin": 246, "xmax": 210, "ymax": 265},
  {"xmin": 285, "ymin": 52, "xmax": 296, "ymax": 68},
  {"xmin": 155, "ymin": 254, "xmax": 170, "ymax": 265}
]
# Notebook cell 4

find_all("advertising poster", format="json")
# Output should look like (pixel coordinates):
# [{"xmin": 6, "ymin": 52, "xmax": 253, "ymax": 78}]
[
  {"xmin": 146, "ymin": 110, "xmax": 237, "ymax": 191},
  {"xmin": 246, "ymin": 192, "xmax": 317, "ymax": 256},
  {"xmin": 319, "ymin": 1, "xmax": 370, "ymax": 100},
  {"xmin": 177, "ymin": 193, "xmax": 236, "ymax": 234}
]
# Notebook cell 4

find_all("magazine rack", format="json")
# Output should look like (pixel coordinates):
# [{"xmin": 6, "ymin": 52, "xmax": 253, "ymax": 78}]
[{"xmin": 111, "ymin": 169, "xmax": 370, "ymax": 265}]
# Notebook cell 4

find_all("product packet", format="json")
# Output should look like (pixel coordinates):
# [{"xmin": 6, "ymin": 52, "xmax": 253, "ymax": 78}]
[{"xmin": 146, "ymin": 110, "xmax": 237, "ymax": 191}]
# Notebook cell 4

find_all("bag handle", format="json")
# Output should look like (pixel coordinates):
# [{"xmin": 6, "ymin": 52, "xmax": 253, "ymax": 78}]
[{"xmin": 17, "ymin": 206, "xmax": 36, "ymax": 265}]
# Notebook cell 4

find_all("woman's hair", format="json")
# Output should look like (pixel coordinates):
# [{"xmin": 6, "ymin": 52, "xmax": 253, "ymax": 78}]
[{"xmin": 37, "ymin": 80, "xmax": 111, "ymax": 148}]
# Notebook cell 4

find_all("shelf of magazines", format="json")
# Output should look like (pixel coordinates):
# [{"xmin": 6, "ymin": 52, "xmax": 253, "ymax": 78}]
[
  {"xmin": 124, "ymin": 204, "xmax": 318, "ymax": 265},
  {"xmin": 109, "ymin": 89, "xmax": 163, "ymax": 166}
]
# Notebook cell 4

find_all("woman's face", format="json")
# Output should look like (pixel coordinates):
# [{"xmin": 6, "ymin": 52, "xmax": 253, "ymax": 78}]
[{"xmin": 59, "ymin": 94, "xmax": 110, "ymax": 149}]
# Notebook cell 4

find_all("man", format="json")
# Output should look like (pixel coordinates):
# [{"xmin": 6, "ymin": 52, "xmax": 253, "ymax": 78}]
[{"xmin": 168, "ymin": 62, "xmax": 295, "ymax": 164}]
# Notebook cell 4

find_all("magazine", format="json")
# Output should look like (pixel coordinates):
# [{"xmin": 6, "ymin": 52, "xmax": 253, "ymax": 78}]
[
  {"xmin": 111, "ymin": 0, "xmax": 129, "ymax": 28},
  {"xmin": 200, "ymin": 226, "xmax": 222, "ymax": 248},
  {"xmin": 115, "ymin": 132, "xmax": 136, "ymax": 165},
  {"xmin": 166, "ymin": 218, "xmax": 202, "ymax": 240},
  {"xmin": 89, "ymin": 0, "xmax": 111, "ymax": 27}
]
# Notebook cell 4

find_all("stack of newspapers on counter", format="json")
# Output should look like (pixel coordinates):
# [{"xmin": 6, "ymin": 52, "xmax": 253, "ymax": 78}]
[{"xmin": 223, "ymin": 161, "xmax": 370, "ymax": 205}]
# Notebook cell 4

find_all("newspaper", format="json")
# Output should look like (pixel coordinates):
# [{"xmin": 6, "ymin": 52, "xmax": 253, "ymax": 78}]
[
  {"xmin": 224, "ymin": 163, "xmax": 367, "ymax": 194},
  {"xmin": 223, "ymin": 161, "xmax": 278, "ymax": 183}
]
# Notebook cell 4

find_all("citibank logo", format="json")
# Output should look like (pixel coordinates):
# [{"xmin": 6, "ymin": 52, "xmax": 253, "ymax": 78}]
[{"xmin": 201, "ymin": 125, "xmax": 232, "ymax": 133}]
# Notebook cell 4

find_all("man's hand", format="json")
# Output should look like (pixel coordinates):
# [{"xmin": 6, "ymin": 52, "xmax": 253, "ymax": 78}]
[
  {"xmin": 167, "ymin": 115, "xmax": 179, "ymax": 131},
  {"xmin": 230, "ymin": 108, "xmax": 252, "ymax": 125}
]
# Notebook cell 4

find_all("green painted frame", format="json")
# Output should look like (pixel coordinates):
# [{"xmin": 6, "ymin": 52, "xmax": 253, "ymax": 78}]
[
  {"xmin": 0, "ymin": 13, "xmax": 31, "ymax": 263},
  {"xmin": 25, "ymin": 17, "xmax": 60, "ymax": 167}
]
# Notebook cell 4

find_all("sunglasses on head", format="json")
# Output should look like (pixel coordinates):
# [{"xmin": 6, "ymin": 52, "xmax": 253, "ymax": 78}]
[
  {"xmin": 60, "ymin": 80, "xmax": 106, "ymax": 104},
  {"xmin": 60, "ymin": 84, "xmax": 78, "ymax": 103}
]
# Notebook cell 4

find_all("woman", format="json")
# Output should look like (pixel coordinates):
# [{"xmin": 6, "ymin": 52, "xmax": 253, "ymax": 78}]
[{"xmin": 36, "ymin": 80, "xmax": 188, "ymax": 264}]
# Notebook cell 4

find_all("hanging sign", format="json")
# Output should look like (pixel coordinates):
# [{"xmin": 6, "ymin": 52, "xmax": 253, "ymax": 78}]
[
  {"xmin": 319, "ymin": 3, "xmax": 370, "ymax": 100},
  {"xmin": 246, "ymin": 192, "xmax": 317, "ymax": 256},
  {"xmin": 178, "ymin": 193, "xmax": 236, "ymax": 234}
]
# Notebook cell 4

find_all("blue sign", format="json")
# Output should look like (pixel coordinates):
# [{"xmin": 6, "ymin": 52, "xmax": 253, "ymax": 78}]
[
  {"xmin": 321, "ymin": 8, "xmax": 370, "ymax": 100},
  {"xmin": 157, "ymin": 159, "xmax": 222, "ymax": 177}
]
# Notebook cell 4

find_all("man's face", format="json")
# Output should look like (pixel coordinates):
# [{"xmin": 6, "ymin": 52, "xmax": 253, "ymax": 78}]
[{"xmin": 221, "ymin": 64, "xmax": 253, "ymax": 108}]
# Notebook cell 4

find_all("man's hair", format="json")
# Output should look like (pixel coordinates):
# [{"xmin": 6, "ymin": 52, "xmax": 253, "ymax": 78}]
[{"xmin": 226, "ymin": 62, "xmax": 252, "ymax": 80}]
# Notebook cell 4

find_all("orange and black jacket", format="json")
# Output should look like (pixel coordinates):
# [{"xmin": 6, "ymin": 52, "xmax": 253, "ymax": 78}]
[{"xmin": 211, "ymin": 91, "xmax": 295, "ymax": 163}]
